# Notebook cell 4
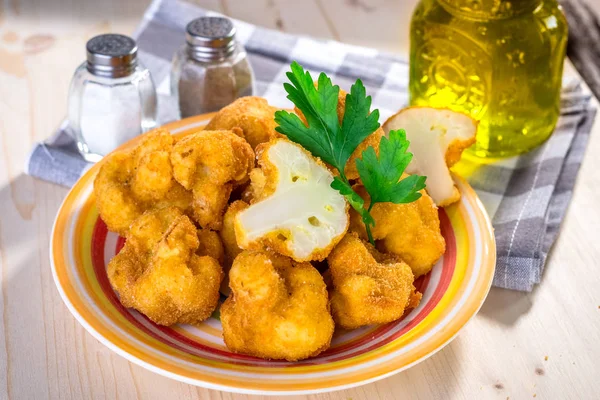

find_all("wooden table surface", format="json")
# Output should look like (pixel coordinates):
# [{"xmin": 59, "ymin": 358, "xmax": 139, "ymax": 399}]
[{"xmin": 1, "ymin": 0, "xmax": 599, "ymax": 399}]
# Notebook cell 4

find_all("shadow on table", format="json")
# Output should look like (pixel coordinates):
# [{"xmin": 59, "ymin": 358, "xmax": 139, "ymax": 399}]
[
  {"xmin": 478, "ymin": 287, "xmax": 533, "ymax": 326},
  {"xmin": 0, "ymin": 173, "xmax": 67, "ymax": 281}
]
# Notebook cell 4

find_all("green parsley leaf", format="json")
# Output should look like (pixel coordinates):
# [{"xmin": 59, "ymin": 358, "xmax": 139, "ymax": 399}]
[
  {"xmin": 274, "ymin": 61, "xmax": 380, "ymax": 180},
  {"xmin": 336, "ymin": 78, "xmax": 380, "ymax": 172},
  {"xmin": 356, "ymin": 129, "xmax": 427, "ymax": 205}
]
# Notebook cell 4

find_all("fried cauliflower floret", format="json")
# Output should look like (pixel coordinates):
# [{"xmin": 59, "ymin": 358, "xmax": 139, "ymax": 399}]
[
  {"xmin": 196, "ymin": 229, "xmax": 224, "ymax": 265},
  {"xmin": 107, "ymin": 207, "xmax": 223, "ymax": 326},
  {"xmin": 94, "ymin": 129, "xmax": 192, "ymax": 235},
  {"xmin": 328, "ymin": 232, "xmax": 421, "ymax": 329},
  {"xmin": 235, "ymin": 139, "xmax": 349, "ymax": 262},
  {"xmin": 349, "ymin": 185, "xmax": 445, "ymax": 277},
  {"xmin": 220, "ymin": 200, "xmax": 249, "ymax": 269},
  {"xmin": 295, "ymin": 87, "xmax": 384, "ymax": 180},
  {"xmin": 220, "ymin": 250, "xmax": 334, "ymax": 361},
  {"xmin": 239, "ymin": 168, "xmax": 266, "ymax": 203},
  {"xmin": 170, "ymin": 130, "xmax": 254, "ymax": 230},
  {"xmin": 383, "ymin": 107, "xmax": 477, "ymax": 206},
  {"xmin": 205, "ymin": 97, "xmax": 281, "ymax": 150}
]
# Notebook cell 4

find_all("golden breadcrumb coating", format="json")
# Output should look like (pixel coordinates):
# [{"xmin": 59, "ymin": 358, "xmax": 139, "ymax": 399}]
[
  {"xmin": 240, "ymin": 168, "xmax": 268, "ymax": 203},
  {"xmin": 327, "ymin": 232, "xmax": 420, "ymax": 329},
  {"xmin": 94, "ymin": 128, "xmax": 192, "ymax": 235},
  {"xmin": 196, "ymin": 228, "xmax": 225, "ymax": 265},
  {"xmin": 205, "ymin": 96, "xmax": 282, "ymax": 150},
  {"xmin": 349, "ymin": 184, "xmax": 445, "ymax": 278},
  {"xmin": 220, "ymin": 200, "xmax": 249, "ymax": 269},
  {"xmin": 348, "ymin": 127, "xmax": 385, "ymax": 180},
  {"xmin": 107, "ymin": 207, "xmax": 223, "ymax": 326},
  {"xmin": 234, "ymin": 139, "xmax": 349, "ymax": 262},
  {"xmin": 295, "ymin": 87, "xmax": 384, "ymax": 180},
  {"xmin": 170, "ymin": 130, "xmax": 254, "ymax": 230},
  {"xmin": 220, "ymin": 250, "xmax": 334, "ymax": 361},
  {"xmin": 218, "ymin": 200, "xmax": 250, "ymax": 294},
  {"xmin": 435, "ymin": 136, "xmax": 473, "ymax": 207},
  {"xmin": 445, "ymin": 137, "xmax": 476, "ymax": 167}
]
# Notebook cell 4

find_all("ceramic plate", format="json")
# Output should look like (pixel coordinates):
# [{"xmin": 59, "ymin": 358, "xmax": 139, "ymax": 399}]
[{"xmin": 51, "ymin": 114, "xmax": 496, "ymax": 395}]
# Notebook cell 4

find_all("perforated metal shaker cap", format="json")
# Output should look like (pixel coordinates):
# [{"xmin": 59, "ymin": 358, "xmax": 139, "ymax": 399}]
[
  {"xmin": 185, "ymin": 16, "xmax": 236, "ymax": 61},
  {"xmin": 86, "ymin": 34, "xmax": 138, "ymax": 78}
]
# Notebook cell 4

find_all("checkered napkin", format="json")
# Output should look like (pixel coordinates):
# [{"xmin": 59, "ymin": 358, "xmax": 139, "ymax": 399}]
[{"xmin": 26, "ymin": 0, "xmax": 595, "ymax": 291}]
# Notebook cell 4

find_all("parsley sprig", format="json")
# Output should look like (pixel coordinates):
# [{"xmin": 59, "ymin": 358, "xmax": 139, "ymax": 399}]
[{"xmin": 274, "ymin": 61, "xmax": 426, "ymax": 244}]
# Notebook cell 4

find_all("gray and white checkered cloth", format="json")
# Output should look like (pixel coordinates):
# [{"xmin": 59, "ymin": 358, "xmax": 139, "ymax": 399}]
[{"xmin": 26, "ymin": 0, "xmax": 596, "ymax": 291}]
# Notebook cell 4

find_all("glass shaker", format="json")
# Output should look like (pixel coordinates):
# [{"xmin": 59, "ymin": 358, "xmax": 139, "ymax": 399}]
[
  {"xmin": 68, "ymin": 34, "xmax": 157, "ymax": 162},
  {"xmin": 409, "ymin": 0, "xmax": 568, "ymax": 157},
  {"xmin": 171, "ymin": 16, "xmax": 254, "ymax": 118}
]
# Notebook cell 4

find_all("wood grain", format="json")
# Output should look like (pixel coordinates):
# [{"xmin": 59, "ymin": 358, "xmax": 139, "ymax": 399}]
[{"xmin": 1, "ymin": 0, "xmax": 599, "ymax": 399}]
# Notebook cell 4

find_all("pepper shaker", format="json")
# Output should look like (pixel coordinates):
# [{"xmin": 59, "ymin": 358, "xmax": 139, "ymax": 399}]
[
  {"xmin": 68, "ymin": 34, "xmax": 158, "ymax": 162},
  {"xmin": 171, "ymin": 16, "xmax": 254, "ymax": 118}
]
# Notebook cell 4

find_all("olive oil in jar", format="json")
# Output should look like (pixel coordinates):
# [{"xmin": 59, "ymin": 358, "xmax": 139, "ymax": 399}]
[{"xmin": 409, "ymin": 0, "xmax": 568, "ymax": 157}]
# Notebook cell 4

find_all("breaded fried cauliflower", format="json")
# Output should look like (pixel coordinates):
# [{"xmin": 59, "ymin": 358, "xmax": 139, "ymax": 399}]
[
  {"xmin": 196, "ymin": 228, "xmax": 225, "ymax": 265},
  {"xmin": 349, "ymin": 185, "xmax": 445, "ymax": 277},
  {"xmin": 94, "ymin": 128, "xmax": 192, "ymax": 235},
  {"xmin": 328, "ymin": 232, "xmax": 421, "ymax": 329},
  {"xmin": 383, "ymin": 107, "xmax": 477, "ymax": 206},
  {"xmin": 107, "ymin": 207, "xmax": 223, "ymax": 326},
  {"xmin": 205, "ymin": 96, "xmax": 281, "ymax": 150},
  {"xmin": 220, "ymin": 200, "xmax": 249, "ymax": 269},
  {"xmin": 170, "ymin": 130, "xmax": 254, "ymax": 230},
  {"xmin": 220, "ymin": 250, "xmax": 334, "ymax": 361},
  {"xmin": 235, "ymin": 138, "xmax": 349, "ymax": 262}
]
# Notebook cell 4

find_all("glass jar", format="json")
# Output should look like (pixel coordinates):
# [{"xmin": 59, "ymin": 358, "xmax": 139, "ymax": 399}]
[
  {"xmin": 68, "ymin": 34, "xmax": 157, "ymax": 162},
  {"xmin": 171, "ymin": 16, "xmax": 254, "ymax": 118},
  {"xmin": 409, "ymin": 0, "xmax": 568, "ymax": 157}
]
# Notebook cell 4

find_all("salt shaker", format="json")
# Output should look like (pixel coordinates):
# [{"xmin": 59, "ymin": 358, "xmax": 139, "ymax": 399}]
[
  {"xmin": 68, "ymin": 34, "xmax": 158, "ymax": 162},
  {"xmin": 171, "ymin": 16, "xmax": 254, "ymax": 118}
]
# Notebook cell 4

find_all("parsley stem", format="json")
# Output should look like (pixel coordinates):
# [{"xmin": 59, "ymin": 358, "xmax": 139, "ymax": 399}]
[
  {"xmin": 338, "ymin": 171, "xmax": 349, "ymax": 185},
  {"xmin": 365, "ymin": 202, "xmax": 376, "ymax": 244},
  {"xmin": 366, "ymin": 224, "xmax": 375, "ymax": 245}
]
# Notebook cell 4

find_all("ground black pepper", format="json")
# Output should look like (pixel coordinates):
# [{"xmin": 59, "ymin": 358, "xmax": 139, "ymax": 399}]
[{"xmin": 171, "ymin": 16, "xmax": 254, "ymax": 118}]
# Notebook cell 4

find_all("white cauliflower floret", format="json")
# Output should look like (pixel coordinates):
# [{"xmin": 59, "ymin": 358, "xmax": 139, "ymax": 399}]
[
  {"xmin": 235, "ymin": 138, "xmax": 349, "ymax": 262},
  {"xmin": 383, "ymin": 107, "xmax": 477, "ymax": 206}
]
